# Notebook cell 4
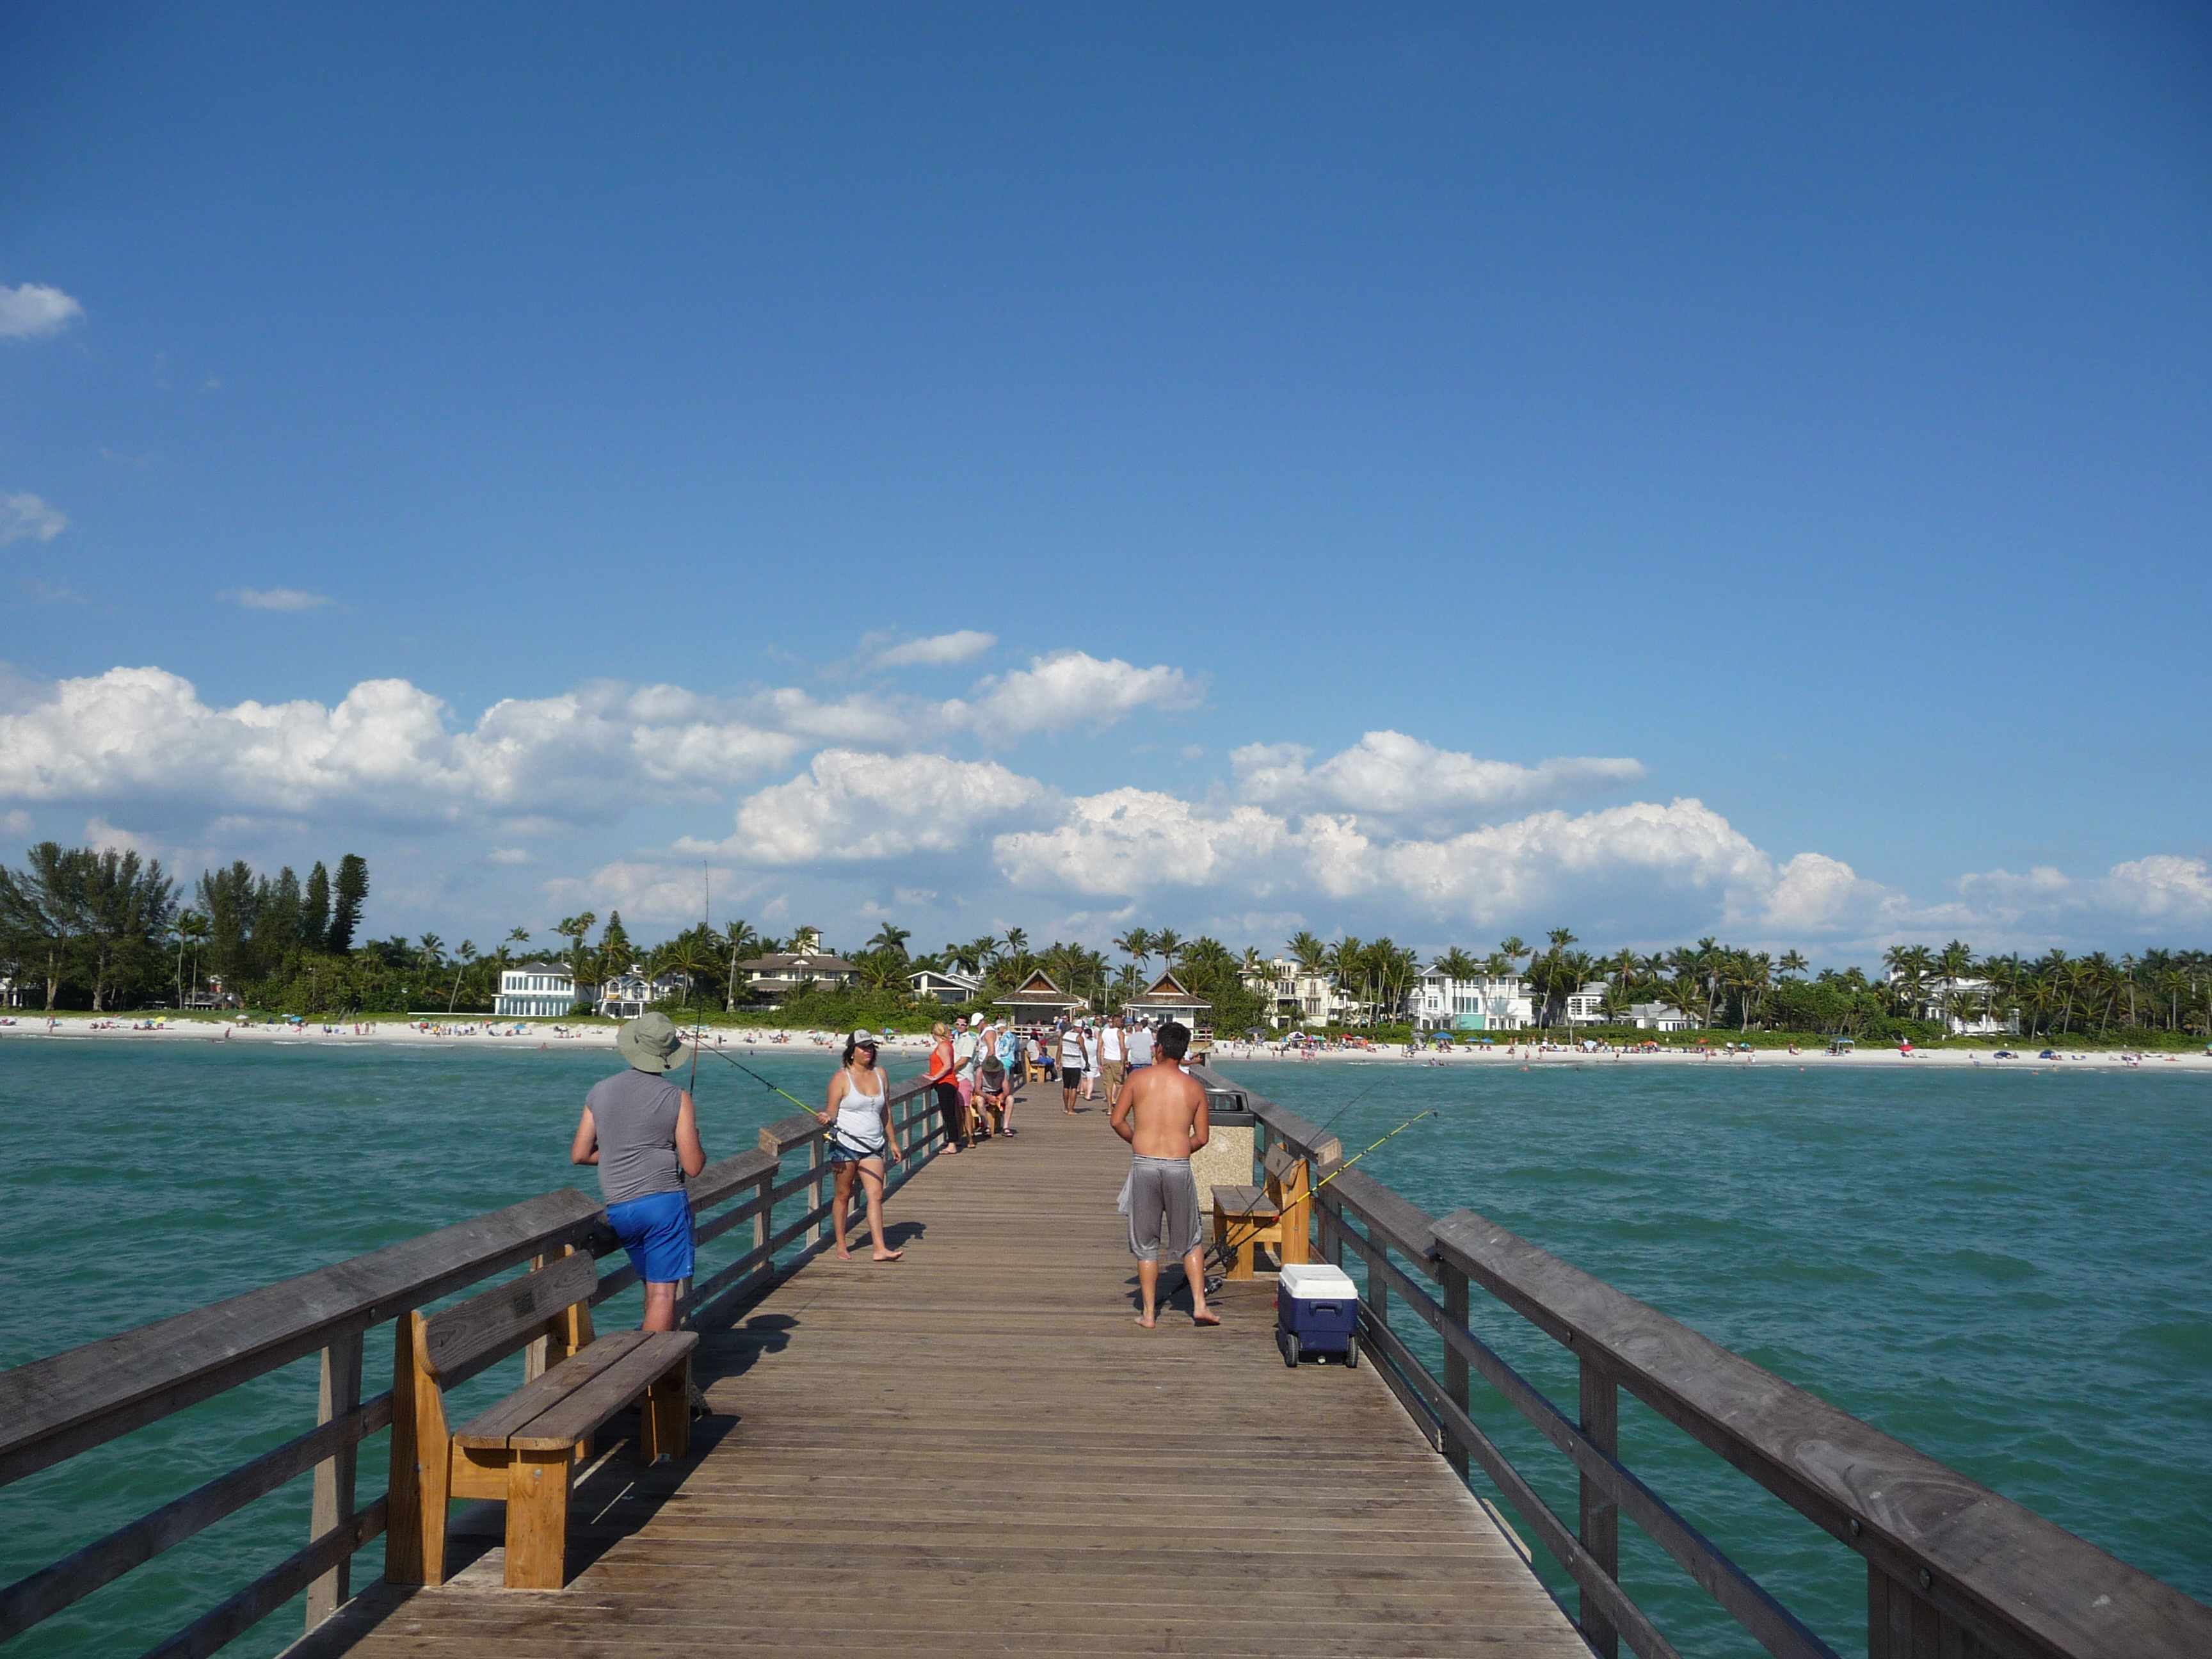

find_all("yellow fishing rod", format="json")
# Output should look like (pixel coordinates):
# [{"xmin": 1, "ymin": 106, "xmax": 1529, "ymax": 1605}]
[
  {"xmin": 1305, "ymin": 1107, "xmax": 1438, "ymax": 1203},
  {"xmin": 694, "ymin": 1039, "xmax": 819, "ymax": 1116}
]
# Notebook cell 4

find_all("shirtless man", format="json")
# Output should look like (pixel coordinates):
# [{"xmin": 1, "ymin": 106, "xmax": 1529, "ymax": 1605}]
[{"xmin": 1109, "ymin": 1020, "xmax": 1218, "ymax": 1328}]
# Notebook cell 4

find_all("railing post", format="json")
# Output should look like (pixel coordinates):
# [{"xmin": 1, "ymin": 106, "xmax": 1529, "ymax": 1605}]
[
  {"xmin": 1440, "ymin": 1263, "xmax": 1470, "ymax": 1479},
  {"xmin": 806, "ymin": 1138, "xmax": 824, "ymax": 1244},
  {"xmin": 1867, "ymin": 1561, "xmax": 1963, "ymax": 1659},
  {"xmin": 305, "ymin": 1328, "xmax": 363, "ymax": 1630},
  {"xmin": 1579, "ymin": 1356, "xmax": 1620, "ymax": 1659}
]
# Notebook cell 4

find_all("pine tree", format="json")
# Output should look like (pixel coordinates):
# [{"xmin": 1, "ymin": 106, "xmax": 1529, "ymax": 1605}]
[
  {"xmin": 328, "ymin": 854, "xmax": 369, "ymax": 954},
  {"xmin": 300, "ymin": 861, "xmax": 331, "ymax": 950}
]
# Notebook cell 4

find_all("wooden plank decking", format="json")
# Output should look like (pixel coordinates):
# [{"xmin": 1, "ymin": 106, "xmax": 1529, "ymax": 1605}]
[{"xmin": 296, "ymin": 1090, "xmax": 1585, "ymax": 1658}]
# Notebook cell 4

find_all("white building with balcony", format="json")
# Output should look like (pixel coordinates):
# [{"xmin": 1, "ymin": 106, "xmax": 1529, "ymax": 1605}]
[
  {"xmin": 1907, "ymin": 975, "xmax": 2019, "ymax": 1036},
  {"xmin": 1413, "ymin": 966, "xmax": 1532, "ymax": 1032},
  {"xmin": 1238, "ymin": 958, "xmax": 1356, "ymax": 1028},
  {"xmin": 496, "ymin": 961, "xmax": 578, "ymax": 1018}
]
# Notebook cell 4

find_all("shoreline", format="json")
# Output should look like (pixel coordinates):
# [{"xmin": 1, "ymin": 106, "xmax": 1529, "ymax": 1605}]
[{"xmin": 4, "ymin": 1014, "xmax": 2208, "ymax": 1072}]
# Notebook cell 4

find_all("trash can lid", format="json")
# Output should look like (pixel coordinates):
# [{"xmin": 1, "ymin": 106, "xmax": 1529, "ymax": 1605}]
[{"xmin": 1279, "ymin": 1263, "xmax": 1359, "ymax": 1298}]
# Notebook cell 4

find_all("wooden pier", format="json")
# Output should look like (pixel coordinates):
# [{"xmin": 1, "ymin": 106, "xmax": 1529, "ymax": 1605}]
[
  {"xmin": 297, "ymin": 1092, "xmax": 1581, "ymax": 1658},
  {"xmin": 4, "ymin": 1061, "xmax": 2209, "ymax": 1659}
]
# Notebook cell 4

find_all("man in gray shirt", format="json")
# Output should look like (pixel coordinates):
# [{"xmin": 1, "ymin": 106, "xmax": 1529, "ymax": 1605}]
[{"xmin": 571, "ymin": 1013, "xmax": 707, "ymax": 1332}]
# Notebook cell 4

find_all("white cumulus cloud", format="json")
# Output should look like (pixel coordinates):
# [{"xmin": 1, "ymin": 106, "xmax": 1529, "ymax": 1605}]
[
  {"xmin": 956, "ymin": 651, "xmax": 1204, "ymax": 744},
  {"xmin": 996, "ymin": 789, "xmax": 1294, "ymax": 895},
  {"xmin": 0, "ymin": 284, "xmax": 84, "ymax": 340},
  {"xmin": 1233, "ymin": 732, "xmax": 1644, "ymax": 833},
  {"xmin": 714, "ymin": 749, "xmax": 1054, "ymax": 863},
  {"xmin": 541, "ymin": 861, "xmax": 749, "ymax": 925},
  {"xmin": 1, "ymin": 493, "xmax": 67, "ymax": 545},
  {"xmin": 874, "ymin": 630, "xmax": 997, "ymax": 668}
]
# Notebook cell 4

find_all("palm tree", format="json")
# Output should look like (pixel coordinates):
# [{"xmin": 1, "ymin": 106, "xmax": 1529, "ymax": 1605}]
[
  {"xmin": 1437, "ymin": 946, "xmax": 1481, "ymax": 982},
  {"xmin": 722, "ymin": 918, "xmax": 758, "ymax": 1009},
  {"xmin": 662, "ymin": 938, "xmax": 715, "ymax": 1014},
  {"xmin": 446, "ymin": 940, "xmax": 477, "ymax": 1014},
  {"xmin": 866, "ymin": 922, "xmax": 911, "ymax": 959},
  {"xmin": 1777, "ymin": 949, "xmax": 1809, "ymax": 979},
  {"xmin": 1002, "ymin": 927, "xmax": 1031, "ymax": 974},
  {"xmin": 1114, "ymin": 927, "xmax": 1154, "ymax": 980},
  {"xmin": 1286, "ymin": 930, "xmax": 1327, "ymax": 972},
  {"xmin": 1498, "ymin": 937, "xmax": 1530, "ymax": 971},
  {"xmin": 1324, "ymin": 936, "xmax": 1365, "ymax": 1025},
  {"xmin": 417, "ymin": 933, "xmax": 445, "ymax": 969},
  {"xmin": 1151, "ymin": 929, "xmax": 1183, "ymax": 971}
]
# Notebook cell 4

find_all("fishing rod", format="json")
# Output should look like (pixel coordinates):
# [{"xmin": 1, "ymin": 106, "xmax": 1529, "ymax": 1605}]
[
  {"xmin": 693, "ymin": 1040, "xmax": 817, "ymax": 1116},
  {"xmin": 1304, "ymin": 1108, "xmax": 1438, "ymax": 1206}
]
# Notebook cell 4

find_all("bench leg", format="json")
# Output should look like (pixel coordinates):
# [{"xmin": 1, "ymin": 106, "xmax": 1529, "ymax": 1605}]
[
  {"xmin": 642, "ymin": 1357, "xmax": 691, "ymax": 1464},
  {"xmin": 504, "ymin": 1449, "xmax": 570, "ymax": 1589}
]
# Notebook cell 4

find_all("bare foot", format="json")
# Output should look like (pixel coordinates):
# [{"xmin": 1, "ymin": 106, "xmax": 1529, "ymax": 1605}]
[
  {"xmin": 835, "ymin": 1249, "xmax": 853, "ymax": 1261},
  {"xmin": 872, "ymin": 1249, "xmax": 904, "ymax": 1262},
  {"xmin": 1192, "ymin": 1309, "xmax": 1221, "ymax": 1326},
  {"xmin": 1134, "ymin": 1311, "xmax": 1156, "ymax": 1327}
]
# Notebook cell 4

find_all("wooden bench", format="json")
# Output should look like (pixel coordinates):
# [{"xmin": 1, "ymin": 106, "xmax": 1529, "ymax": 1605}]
[
  {"xmin": 389, "ymin": 1247, "xmax": 697, "ymax": 1590},
  {"xmin": 1212, "ymin": 1146, "xmax": 1312, "ymax": 1279}
]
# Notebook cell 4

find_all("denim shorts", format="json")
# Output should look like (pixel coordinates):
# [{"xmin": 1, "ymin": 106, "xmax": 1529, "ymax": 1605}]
[{"xmin": 606, "ymin": 1188, "xmax": 695, "ymax": 1285}]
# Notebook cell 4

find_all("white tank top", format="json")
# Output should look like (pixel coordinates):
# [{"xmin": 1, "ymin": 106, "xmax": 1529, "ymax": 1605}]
[{"xmin": 834, "ymin": 1069, "xmax": 887, "ymax": 1146}]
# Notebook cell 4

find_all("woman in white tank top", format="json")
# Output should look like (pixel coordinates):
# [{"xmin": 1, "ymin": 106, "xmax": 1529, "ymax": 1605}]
[{"xmin": 819, "ymin": 1029, "xmax": 904, "ymax": 1261}]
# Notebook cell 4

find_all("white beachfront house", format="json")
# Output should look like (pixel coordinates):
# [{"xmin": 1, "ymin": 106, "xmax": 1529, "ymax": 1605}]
[
  {"xmin": 598, "ymin": 966, "xmax": 691, "ymax": 1020},
  {"xmin": 1413, "ymin": 965, "xmax": 1533, "ymax": 1033},
  {"xmin": 496, "ymin": 961, "xmax": 579, "ymax": 1018},
  {"xmin": 736, "ymin": 934, "xmax": 863, "ymax": 1003},
  {"xmin": 1237, "ymin": 957, "xmax": 1327, "ymax": 1027},
  {"xmin": 1237, "ymin": 959, "xmax": 1356, "ymax": 1028},
  {"xmin": 1624, "ymin": 1001, "xmax": 1695, "ymax": 1032},
  {"xmin": 1564, "ymin": 982, "xmax": 1616, "ymax": 1026},
  {"xmin": 907, "ymin": 968, "xmax": 981, "ymax": 1005},
  {"xmin": 1905, "ymin": 975, "xmax": 2019, "ymax": 1036}
]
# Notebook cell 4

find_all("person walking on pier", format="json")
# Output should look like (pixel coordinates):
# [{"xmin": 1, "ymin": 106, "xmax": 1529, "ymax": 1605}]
[
  {"xmin": 1110, "ymin": 1020, "xmax": 1217, "ymax": 1328},
  {"xmin": 818, "ymin": 1029, "xmax": 905, "ymax": 1261},
  {"xmin": 1098, "ymin": 1014, "xmax": 1128, "ymax": 1106},
  {"xmin": 571, "ymin": 1012, "xmax": 707, "ymax": 1333},
  {"xmin": 1059, "ymin": 1019, "xmax": 1091, "ymax": 1116}
]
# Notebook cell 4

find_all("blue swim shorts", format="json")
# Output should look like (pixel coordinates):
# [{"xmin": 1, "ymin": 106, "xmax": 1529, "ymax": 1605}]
[{"xmin": 606, "ymin": 1188, "xmax": 695, "ymax": 1285}]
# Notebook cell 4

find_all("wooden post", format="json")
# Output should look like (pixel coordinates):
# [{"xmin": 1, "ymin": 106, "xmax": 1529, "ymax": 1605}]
[
  {"xmin": 1867, "ymin": 1562, "xmax": 1959, "ymax": 1659},
  {"xmin": 1441, "ymin": 1263, "xmax": 1470, "ymax": 1480},
  {"xmin": 524, "ymin": 1252, "xmax": 549, "ymax": 1382},
  {"xmin": 754, "ymin": 1167, "xmax": 774, "ymax": 1269},
  {"xmin": 806, "ymin": 1138, "xmax": 823, "ymax": 1244},
  {"xmin": 1579, "ymin": 1356, "xmax": 1621, "ymax": 1659},
  {"xmin": 304, "ymin": 1328, "xmax": 363, "ymax": 1630}
]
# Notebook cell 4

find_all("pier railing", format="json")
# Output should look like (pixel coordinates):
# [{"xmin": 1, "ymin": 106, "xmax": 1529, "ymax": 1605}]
[
  {"xmin": 0, "ymin": 1069, "xmax": 943, "ymax": 1658},
  {"xmin": 1231, "ymin": 1083, "xmax": 2212, "ymax": 1659}
]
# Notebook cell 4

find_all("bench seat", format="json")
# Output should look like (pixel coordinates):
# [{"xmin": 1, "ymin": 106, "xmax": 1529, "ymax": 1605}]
[
  {"xmin": 390, "ymin": 1248, "xmax": 701, "ymax": 1591},
  {"xmin": 454, "ymin": 1328, "xmax": 697, "ymax": 1452}
]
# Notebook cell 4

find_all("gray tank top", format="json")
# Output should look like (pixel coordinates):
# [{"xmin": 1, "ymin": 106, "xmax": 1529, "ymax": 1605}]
[{"xmin": 584, "ymin": 1068, "xmax": 685, "ymax": 1205}]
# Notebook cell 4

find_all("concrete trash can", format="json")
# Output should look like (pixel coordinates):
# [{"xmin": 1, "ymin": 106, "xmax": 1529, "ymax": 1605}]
[{"xmin": 1277, "ymin": 1262, "xmax": 1360, "ymax": 1368}]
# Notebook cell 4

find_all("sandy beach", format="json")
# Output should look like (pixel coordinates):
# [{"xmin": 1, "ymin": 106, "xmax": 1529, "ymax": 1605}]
[{"xmin": 4, "ymin": 1014, "xmax": 2208, "ymax": 1073}]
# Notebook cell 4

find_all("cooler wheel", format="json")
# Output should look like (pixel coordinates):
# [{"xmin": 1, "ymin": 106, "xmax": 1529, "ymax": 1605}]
[
  {"xmin": 1281, "ymin": 1332, "xmax": 1301, "ymax": 1368},
  {"xmin": 1345, "ymin": 1334, "xmax": 1359, "ymax": 1370}
]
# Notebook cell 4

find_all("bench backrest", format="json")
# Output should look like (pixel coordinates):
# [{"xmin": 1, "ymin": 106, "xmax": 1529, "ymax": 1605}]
[
  {"xmin": 419, "ymin": 1249, "xmax": 597, "ymax": 1387},
  {"xmin": 1262, "ymin": 1144, "xmax": 1304, "ymax": 1183}
]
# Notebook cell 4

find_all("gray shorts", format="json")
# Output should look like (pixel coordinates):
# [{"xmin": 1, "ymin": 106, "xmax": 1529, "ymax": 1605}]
[{"xmin": 1127, "ymin": 1155, "xmax": 1202, "ymax": 1263}]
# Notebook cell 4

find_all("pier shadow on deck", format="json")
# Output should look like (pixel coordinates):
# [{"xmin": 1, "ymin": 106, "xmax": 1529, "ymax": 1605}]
[{"xmin": 293, "ymin": 1096, "xmax": 1582, "ymax": 1658}]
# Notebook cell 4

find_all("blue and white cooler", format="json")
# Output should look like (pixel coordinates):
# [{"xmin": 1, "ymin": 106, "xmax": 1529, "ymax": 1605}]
[{"xmin": 1276, "ymin": 1262, "xmax": 1361, "ymax": 1368}]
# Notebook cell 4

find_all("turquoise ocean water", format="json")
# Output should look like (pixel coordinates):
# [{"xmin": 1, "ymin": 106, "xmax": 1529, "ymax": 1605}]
[{"xmin": 1, "ymin": 1040, "xmax": 2207, "ymax": 1656}]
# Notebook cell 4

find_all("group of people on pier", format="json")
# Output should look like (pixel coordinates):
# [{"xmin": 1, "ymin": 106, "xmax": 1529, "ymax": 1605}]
[{"xmin": 569, "ymin": 1004, "xmax": 1217, "ymax": 1333}]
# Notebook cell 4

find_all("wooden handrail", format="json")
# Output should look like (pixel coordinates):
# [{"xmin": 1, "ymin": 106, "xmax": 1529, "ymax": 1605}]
[
  {"xmin": 0, "ymin": 1072, "xmax": 953, "ymax": 1659},
  {"xmin": 1304, "ymin": 1141, "xmax": 2212, "ymax": 1659},
  {"xmin": 1429, "ymin": 1207, "xmax": 2212, "ymax": 1659},
  {"xmin": 0, "ymin": 1187, "xmax": 604, "ymax": 1489}
]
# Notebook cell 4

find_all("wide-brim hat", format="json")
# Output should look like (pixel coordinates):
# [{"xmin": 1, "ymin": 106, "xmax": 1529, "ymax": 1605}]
[{"xmin": 618, "ymin": 1011, "xmax": 684, "ymax": 1073}]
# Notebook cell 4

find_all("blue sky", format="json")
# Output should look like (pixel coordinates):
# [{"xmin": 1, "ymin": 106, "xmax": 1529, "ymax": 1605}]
[{"xmin": 3, "ymin": 4, "xmax": 2208, "ymax": 962}]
